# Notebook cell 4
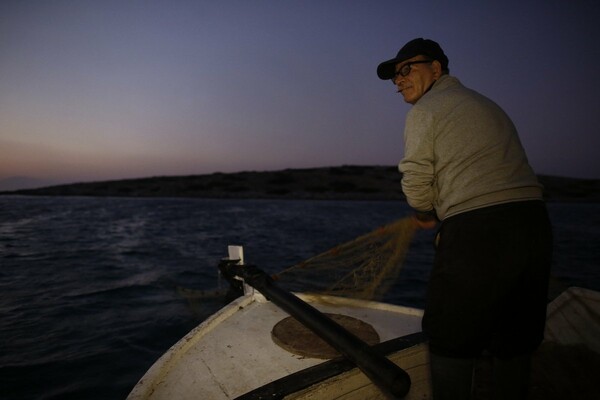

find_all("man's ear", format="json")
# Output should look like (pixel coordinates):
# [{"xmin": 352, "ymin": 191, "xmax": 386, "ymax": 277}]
[{"xmin": 432, "ymin": 60, "xmax": 443, "ymax": 79}]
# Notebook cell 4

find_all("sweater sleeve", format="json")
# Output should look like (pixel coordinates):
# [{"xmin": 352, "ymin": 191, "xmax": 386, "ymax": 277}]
[{"xmin": 398, "ymin": 106, "xmax": 436, "ymax": 213}]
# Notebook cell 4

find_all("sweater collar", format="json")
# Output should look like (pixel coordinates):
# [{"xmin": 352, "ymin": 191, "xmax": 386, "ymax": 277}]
[{"xmin": 417, "ymin": 74, "xmax": 457, "ymax": 103}]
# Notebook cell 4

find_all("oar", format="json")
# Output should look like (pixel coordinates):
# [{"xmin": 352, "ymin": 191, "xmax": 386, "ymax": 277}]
[{"xmin": 219, "ymin": 260, "xmax": 412, "ymax": 399}]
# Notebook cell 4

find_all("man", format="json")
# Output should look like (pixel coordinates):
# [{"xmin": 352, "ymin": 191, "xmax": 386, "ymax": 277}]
[{"xmin": 377, "ymin": 38, "xmax": 552, "ymax": 399}]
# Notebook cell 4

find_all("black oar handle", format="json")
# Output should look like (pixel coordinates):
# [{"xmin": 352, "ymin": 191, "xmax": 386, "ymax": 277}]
[{"xmin": 220, "ymin": 261, "xmax": 411, "ymax": 399}]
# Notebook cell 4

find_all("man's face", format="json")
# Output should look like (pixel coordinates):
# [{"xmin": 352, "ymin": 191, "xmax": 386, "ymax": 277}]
[{"xmin": 392, "ymin": 56, "xmax": 440, "ymax": 105}]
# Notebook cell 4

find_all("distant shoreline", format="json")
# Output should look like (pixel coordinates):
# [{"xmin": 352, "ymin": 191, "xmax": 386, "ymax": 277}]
[{"xmin": 1, "ymin": 165, "xmax": 599, "ymax": 202}]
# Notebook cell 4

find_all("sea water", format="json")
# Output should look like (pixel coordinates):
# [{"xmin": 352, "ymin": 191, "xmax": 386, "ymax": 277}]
[{"xmin": 1, "ymin": 196, "xmax": 598, "ymax": 399}]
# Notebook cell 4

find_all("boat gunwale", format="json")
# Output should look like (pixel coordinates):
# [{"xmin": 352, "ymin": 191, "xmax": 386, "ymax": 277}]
[{"xmin": 128, "ymin": 293, "xmax": 259, "ymax": 399}]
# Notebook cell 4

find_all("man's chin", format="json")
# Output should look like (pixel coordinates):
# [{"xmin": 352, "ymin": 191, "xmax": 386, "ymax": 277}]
[
  {"xmin": 398, "ymin": 89, "xmax": 413, "ymax": 103},
  {"xmin": 402, "ymin": 95, "xmax": 416, "ymax": 104},
  {"xmin": 400, "ymin": 91, "xmax": 420, "ymax": 104}
]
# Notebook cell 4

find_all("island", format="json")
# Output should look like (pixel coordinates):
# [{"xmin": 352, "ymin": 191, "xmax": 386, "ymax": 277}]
[{"xmin": 2, "ymin": 165, "xmax": 599, "ymax": 202}]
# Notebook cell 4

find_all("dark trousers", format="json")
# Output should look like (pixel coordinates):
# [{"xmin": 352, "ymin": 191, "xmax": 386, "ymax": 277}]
[
  {"xmin": 430, "ymin": 353, "xmax": 531, "ymax": 400},
  {"xmin": 423, "ymin": 200, "xmax": 552, "ymax": 399}
]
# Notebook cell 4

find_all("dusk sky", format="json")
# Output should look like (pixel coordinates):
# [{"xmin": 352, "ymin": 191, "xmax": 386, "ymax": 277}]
[{"xmin": 1, "ymin": 0, "xmax": 599, "ymax": 187}]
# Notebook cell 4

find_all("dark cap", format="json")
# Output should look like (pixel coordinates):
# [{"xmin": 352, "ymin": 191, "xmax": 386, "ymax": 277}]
[{"xmin": 377, "ymin": 38, "xmax": 449, "ymax": 80}]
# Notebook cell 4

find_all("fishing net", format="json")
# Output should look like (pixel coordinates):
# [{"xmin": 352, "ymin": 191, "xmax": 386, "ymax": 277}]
[
  {"xmin": 275, "ymin": 217, "xmax": 416, "ymax": 301},
  {"xmin": 177, "ymin": 217, "xmax": 417, "ymax": 305}
]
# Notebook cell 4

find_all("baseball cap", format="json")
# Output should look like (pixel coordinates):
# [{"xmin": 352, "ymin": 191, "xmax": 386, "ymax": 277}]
[{"xmin": 377, "ymin": 38, "xmax": 449, "ymax": 80}]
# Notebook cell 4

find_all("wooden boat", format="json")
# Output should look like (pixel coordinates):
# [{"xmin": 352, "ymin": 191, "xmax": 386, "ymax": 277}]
[
  {"xmin": 543, "ymin": 286, "xmax": 600, "ymax": 354},
  {"xmin": 526, "ymin": 286, "xmax": 600, "ymax": 400},
  {"xmin": 127, "ymin": 289, "xmax": 431, "ymax": 399},
  {"xmin": 128, "ymin": 247, "xmax": 600, "ymax": 400}
]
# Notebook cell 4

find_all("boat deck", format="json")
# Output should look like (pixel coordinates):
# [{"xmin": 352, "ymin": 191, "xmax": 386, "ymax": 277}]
[{"xmin": 128, "ymin": 290, "xmax": 424, "ymax": 400}]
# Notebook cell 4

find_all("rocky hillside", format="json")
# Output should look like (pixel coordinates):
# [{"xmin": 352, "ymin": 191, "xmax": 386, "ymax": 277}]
[{"xmin": 2, "ymin": 166, "xmax": 599, "ymax": 202}]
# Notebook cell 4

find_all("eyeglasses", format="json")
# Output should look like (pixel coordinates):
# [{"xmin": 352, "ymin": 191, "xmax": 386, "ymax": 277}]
[{"xmin": 393, "ymin": 60, "xmax": 433, "ymax": 79}]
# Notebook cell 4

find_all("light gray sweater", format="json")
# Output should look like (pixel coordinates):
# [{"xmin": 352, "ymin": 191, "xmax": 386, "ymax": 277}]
[{"xmin": 398, "ymin": 75, "xmax": 543, "ymax": 220}]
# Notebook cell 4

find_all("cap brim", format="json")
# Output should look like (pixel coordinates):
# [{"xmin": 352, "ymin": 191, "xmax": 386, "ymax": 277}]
[{"xmin": 377, "ymin": 58, "xmax": 399, "ymax": 80}]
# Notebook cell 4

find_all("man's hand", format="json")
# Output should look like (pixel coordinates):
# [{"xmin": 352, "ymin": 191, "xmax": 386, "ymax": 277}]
[{"xmin": 411, "ymin": 211, "xmax": 438, "ymax": 230}]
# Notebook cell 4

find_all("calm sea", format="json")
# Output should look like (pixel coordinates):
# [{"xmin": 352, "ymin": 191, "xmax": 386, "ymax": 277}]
[{"xmin": 1, "ymin": 196, "xmax": 598, "ymax": 399}]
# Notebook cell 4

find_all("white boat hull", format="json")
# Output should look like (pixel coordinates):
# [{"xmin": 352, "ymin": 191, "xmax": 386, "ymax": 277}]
[
  {"xmin": 129, "ymin": 287, "xmax": 600, "ymax": 400},
  {"xmin": 128, "ymin": 291, "xmax": 426, "ymax": 399}
]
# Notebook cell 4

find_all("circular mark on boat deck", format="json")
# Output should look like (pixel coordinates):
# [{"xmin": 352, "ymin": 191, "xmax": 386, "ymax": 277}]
[{"xmin": 271, "ymin": 314, "xmax": 380, "ymax": 359}]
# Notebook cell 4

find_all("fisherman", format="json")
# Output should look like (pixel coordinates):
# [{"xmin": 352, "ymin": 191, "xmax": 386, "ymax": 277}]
[{"xmin": 377, "ymin": 38, "xmax": 553, "ymax": 399}]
